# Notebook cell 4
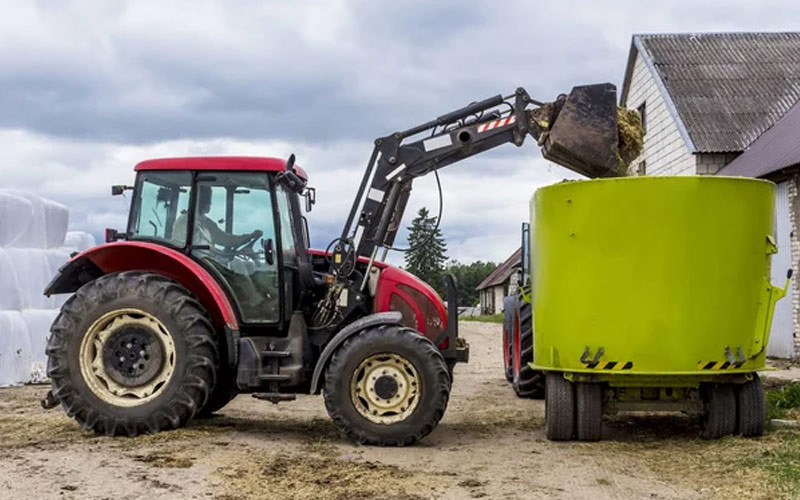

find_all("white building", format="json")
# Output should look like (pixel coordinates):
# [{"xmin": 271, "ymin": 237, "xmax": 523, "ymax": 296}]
[
  {"xmin": 620, "ymin": 32, "xmax": 800, "ymax": 359},
  {"xmin": 476, "ymin": 248, "xmax": 521, "ymax": 315}
]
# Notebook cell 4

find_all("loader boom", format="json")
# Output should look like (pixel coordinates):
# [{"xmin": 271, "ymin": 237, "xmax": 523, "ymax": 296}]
[{"xmin": 333, "ymin": 83, "xmax": 624, "ymax": 277}]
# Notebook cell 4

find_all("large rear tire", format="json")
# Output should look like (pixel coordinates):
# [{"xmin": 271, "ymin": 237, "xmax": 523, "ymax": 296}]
[
  {"xmin": 736, "ymin": 375, "xmax": 765, "ymax": 437},
  {"xmin": 197, "ymin": 338, "xmax": 237, "ymax": 418},
  {"xmin": 322, "ymin": 324, "xmax": 450, "ymax": 446},
  {"xmin": 46, "ymin": 272, "xmax": 218, "ymax": 436},
  {"xmin": 701, "ymin": 383, "xmax": 736, "ymax": 439},
  {"xmin": 512, "ymin": 300, "xmax": 545, "ymax": 399},
  {"xmin": 545, "ymin": 373, "xmax": 575, "ymax": 441},
  {"xmin": 502, "ymin": 296, "xmax": 516, "ymax": 382}
]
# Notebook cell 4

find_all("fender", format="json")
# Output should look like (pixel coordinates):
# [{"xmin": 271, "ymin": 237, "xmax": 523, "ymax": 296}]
[
  {"xmin": 45, "ymin": 241, "xmax": 239, "ymax": 333},
  {"xmin": 309, "ymin": 311, "xmax": 403, "ymax": 394}
]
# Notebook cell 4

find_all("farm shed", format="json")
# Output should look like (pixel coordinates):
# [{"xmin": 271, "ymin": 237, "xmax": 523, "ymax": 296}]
[{"xmin": 476, "ymin": 248, "xmax": 521, "ymax": 315}]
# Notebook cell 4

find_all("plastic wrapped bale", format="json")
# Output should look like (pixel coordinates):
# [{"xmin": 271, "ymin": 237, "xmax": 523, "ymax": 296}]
[
  {"xmin": 0, "ymin": 248, "xmax": 23, "ymax": 310},
  {"xmin": 6, "ymin": 192, "xmax": 47, "ymax": 249},
  {"xmin": 5, "ymin": 248, "xmax": 54, "ymax": 309},
  {"xmin": 64, "ymin": 231, "xmax": 96, "ymax": 252},
  {"xmin": 22, "ymin": 309, "xmax": 59, "ymax": 383},
  {"xmin": 43, "ymin": 199, "xmax": 69, "ymax": 248},
  {"xmin": 0, "ymin": 311, "xmax": 32, "ymax": 387},
  {"xmin": 0, "ymin": 191, "xmax": 33, "ymax": 247}
]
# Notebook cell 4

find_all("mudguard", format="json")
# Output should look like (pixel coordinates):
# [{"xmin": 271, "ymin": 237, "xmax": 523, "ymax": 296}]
[{"xmin": 309, "ymin": 311, "xmax": 403, "ymax": 394}]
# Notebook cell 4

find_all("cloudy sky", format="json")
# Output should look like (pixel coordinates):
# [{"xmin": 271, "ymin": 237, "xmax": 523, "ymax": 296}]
[{"xmin": 2, "ymin": 0, "xmax": 799, "ymax": 264}]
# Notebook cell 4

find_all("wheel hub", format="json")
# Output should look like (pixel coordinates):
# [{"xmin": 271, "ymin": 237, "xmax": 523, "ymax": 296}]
[
  {"xmin": 79, "ymin": 309, "xmax": 176, "ymax": 407},
  {"xmin": 102, "ymin": 326, "xmax": 164, "ymax": 387},
  {"xmin": 350, "ymin": 353, "xmax": 420, "ymax": 425}
]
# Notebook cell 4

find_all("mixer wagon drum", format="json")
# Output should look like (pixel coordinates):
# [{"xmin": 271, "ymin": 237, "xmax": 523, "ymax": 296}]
[{"xmin": 529, "ymin": 177, "xmax": 790, "ymax": 441}]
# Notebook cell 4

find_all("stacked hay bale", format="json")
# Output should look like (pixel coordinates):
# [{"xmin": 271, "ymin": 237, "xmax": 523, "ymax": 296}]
[{"xmin": 0, "ymin": 191, "xmax": 95, "ymax": 386}]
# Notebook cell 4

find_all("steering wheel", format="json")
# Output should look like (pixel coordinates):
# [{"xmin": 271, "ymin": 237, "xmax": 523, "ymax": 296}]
[{"xmin": 233, "ymin": 231, "xmax": 263, "ymax": 263}]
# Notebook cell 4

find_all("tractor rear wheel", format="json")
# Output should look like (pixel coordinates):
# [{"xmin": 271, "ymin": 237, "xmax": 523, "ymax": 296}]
[
  {"xmin": 322, "ymin": 324, "xmax": 450, "ymax": 446},
  {"xmin": 545, "ymin": 373, "xmax": 575, "ymax": 441},
  {"xmin": 575, "ymin": 382, "xmax": 603, "ymax": 441},
  {"xmin": 502, "ymin": 296, "xmax": 516, "ymax": 382},
  {"xmin": 197, "ymin": 337, "xmax": 237, "ymax": 418},
  {"xmin": 736, "ymin": 375, "xmax": 765, "ymax": 437},
  {"xmin": 701, "ymin": 383, "xmax": 736, "ymax": 439},
  {"xmin": 45, "ymin": 272, "xmax": 218, "ymax": 436},
  {"xmin": 512, "ymin": 300, "xmax": 545, "ymax": 399}
]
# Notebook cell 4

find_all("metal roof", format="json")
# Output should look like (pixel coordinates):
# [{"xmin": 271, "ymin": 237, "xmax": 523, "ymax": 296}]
[
  {"xmin": 718, "ymin": 100, "xmax": 800, "ymax": 178},
  {"xmin": 135, "ymin": 156, "xmax": 308, "ymax": 180},
  {"xmin": 621, "ymin": 32, "xmax": 800, "ymax": 153},
  {"xmin": 475, "ymin": 248, "xmax": 521, "ymax": 291}
]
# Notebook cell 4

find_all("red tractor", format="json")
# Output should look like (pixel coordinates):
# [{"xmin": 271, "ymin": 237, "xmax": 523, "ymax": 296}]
[{"xmin": 43, "ymin": 84, "xmax": 624, "ymax": 445}]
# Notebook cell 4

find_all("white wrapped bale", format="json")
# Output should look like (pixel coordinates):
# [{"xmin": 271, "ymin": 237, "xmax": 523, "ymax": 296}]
[
  {"xmin": 0, "ymin": 311, "xmax": 32, "ymax": 387},
  {"xmin": 21, "ymin": 309, "xmax": 58, "ymax": 383},
  {"xmin": 0, "ymin": 248, "xmax": 23, "ymax": 310},
  {"xmin": 64, "ymin": 231, "xmax": 96, "ymax": 252},
  {"xmin": 5, "ymin": 248, "xmax": 54, "ymax": 309},
  {"xmin": 43, "ymin": 199, "xmax": 69, "ymax": 249},
  {"xmin": 0, "ymin": 191, "xmax": 33, "ymax": 247},
  {"xmin": 7, "ymin": 192, "xmax": 47, "ymax": 249}
]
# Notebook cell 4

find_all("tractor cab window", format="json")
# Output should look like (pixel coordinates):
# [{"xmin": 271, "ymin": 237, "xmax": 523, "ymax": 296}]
[
  {"xmin": 128, "ymin": 171, "xmax": 192, "ymax": 247},
  {"xmin": 190, "ymin": 172, "xmax": 280, "ymax": 324}
]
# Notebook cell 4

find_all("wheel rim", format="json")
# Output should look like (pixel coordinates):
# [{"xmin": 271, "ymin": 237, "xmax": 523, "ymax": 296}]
[
  {"xmin": 350, "ymin": 353, "xmax": 421, "ymax": 425},
  {"xmin": 79, "ymin": 308, "xmax": 176, "ymax": 407}
]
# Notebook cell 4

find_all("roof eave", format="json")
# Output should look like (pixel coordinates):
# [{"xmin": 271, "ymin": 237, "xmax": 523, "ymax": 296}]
[{"xmin": 631, "ymin": 35, "xmax": 697, "ymax": 153}]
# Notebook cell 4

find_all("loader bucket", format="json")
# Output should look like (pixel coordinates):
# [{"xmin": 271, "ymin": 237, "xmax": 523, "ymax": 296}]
[{"xmin": 541, "ymin": 83, "xmax": 628, "ymax": 178}]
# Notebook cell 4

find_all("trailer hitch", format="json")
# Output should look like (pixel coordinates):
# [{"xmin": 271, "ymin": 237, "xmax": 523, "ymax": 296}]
[{"xmin": 580, "ymin": 346, "xmax": 605, "ymax": 367}]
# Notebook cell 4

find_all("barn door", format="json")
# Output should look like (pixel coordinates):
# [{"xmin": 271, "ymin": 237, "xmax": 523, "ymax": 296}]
[{"xmin": 767, "ymin": 181, "xmax": 795, "ymax": 359}]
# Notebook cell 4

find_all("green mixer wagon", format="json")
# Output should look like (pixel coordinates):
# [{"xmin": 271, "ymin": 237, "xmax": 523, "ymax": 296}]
[{"xmin": 521, "ymin": 176, "xmax": 791, "ymax": 441}]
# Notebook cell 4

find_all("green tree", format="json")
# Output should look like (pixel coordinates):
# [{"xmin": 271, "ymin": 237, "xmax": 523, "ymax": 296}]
[
  {"xmin": 404, "ymin": 207, "xmax": 448, "ymax": 291},
  {"xmin": 445, "ymin": 260, "xmax": 497, "ymax": 307}
]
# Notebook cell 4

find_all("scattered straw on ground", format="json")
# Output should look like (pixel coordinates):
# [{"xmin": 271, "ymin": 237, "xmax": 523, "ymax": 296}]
[{"xmin": 216, "ymin": 452, "xmax": 440, "ymax": 500}]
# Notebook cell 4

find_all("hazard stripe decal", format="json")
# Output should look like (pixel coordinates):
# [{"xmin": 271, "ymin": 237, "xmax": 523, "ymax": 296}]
[
  {"xmin": 476, "ymin": 115, "xmax": 516, "ymax": 133},
  {"xmin": 697, "ymin": 361, "xmax": 744, "ymax": 370},
  {"xmin": 583, "ymin": 361, "xmax": 634, "ymax": 371}
]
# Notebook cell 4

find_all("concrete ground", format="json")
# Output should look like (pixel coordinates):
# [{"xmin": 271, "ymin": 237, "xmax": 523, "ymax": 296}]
[{"xmin": 0, "ymin": 322, "xmax": 798, "ymax": 500}]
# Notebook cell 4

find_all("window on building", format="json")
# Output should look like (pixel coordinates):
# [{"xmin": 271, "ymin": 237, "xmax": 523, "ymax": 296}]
[
  {"xmin": 637, "ymin": 160, "xmax": 647, "ymax": 176},
  {"xmin": 637, "ymin": 102, "xmax": 647, "ymax": 135}
]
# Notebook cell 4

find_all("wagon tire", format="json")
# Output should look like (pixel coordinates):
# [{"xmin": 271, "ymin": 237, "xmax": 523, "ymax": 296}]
[
  {"xmin": 701, "ymin": 383, "xmax": 736, "ymax": 439},
  {"xmin": 512, "ymin": 300, "xmax": 545, "ymax": 399},
  {"xmin": 736, "ymin": 375, "xmax": 765, "ymax": 437},
  {"xmin": 45, "ymin": 272, "xmax": 218, "ymax": 436},
  {"xmin": 502, "ymin": 296, "xmax": 516, "ymax": 383},
  {"xmin": 545, "ymin": 373, "xmax": 575, "ymax": 441},
  {"xmin": 576, "ymin": 382, "xmax": 603, "ymax": 441},
  {"xmin": 323, "ymin": 324, "xmax": 450, "ymax": 446}
]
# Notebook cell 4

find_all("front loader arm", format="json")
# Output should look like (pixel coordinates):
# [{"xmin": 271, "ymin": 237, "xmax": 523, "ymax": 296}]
[{"xmin": 335, "ymin": 88, "xmax": 547, "ymax": 271}]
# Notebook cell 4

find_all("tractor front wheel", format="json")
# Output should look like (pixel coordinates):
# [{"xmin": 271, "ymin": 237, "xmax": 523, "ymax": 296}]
[
  {"xmin": 512, "ymin": 300, "xmax": 545, "ymax": 399},
  {"xmin": 322, "ymin": 324, "xmax": 451, "ymax": 446},
  {"xmin": 46, "ymin": 272, "xmax": 218, "ymax": 436}
]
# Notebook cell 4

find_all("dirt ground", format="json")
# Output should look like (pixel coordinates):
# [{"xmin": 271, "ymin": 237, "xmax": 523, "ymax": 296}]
[{"xmin": 1, "ymin": 322, "xmax": 798, "ymax": 500}]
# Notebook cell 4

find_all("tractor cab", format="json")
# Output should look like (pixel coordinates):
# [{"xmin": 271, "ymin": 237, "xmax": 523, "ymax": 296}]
[{"xmin": 124, "ymin": 157, "xmax": 313, "ymax": 329}]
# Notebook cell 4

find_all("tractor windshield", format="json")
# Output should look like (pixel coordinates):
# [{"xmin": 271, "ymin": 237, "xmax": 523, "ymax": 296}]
[{"xmin": 128, "ymin": 171, "xmax": 192, "ymax": 247}]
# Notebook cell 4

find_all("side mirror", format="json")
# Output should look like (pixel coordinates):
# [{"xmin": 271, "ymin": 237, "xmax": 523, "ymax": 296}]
[
  {"xmin": 105, "ymin": 228, "xmax": 126, "ymax": 242},
  {"xmin": 111, "ymin": 185, "xmax": 133, "ymax": 196},
  {"xmin": 304, "ymin": 187, "xmax": 316, "ymax": 212}
]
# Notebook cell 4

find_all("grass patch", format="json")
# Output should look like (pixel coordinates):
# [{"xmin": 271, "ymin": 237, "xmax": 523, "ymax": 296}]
[
  {"xmin": 739, "ymin": 431, "xmax": 800, "ymax": 498},
  {"xmin": 460, "ymin": 314, "xmax": 503, "ymax": 324},
  {"xmin": 767, "ymin": 382, "xmax": 800, "ymax": 421}
]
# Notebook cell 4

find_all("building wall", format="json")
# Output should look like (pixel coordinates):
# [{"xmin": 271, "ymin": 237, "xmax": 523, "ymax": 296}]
[
  {"xmin": 788, "ymin": 173, "xmax": 800, "ymax": 360},
  {"xmin": 625, "ymin": 51, "xmax": 695, "ymax": 176},
  {"xmin": 696, "ymin": 153, "xmax": 740, "ymax": 175}
]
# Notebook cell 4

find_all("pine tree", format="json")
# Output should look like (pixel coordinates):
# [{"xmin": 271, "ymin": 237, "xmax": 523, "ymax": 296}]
[{"xmin": 404, "ymin": 207, "xmax": 447, "ymax": 291}]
